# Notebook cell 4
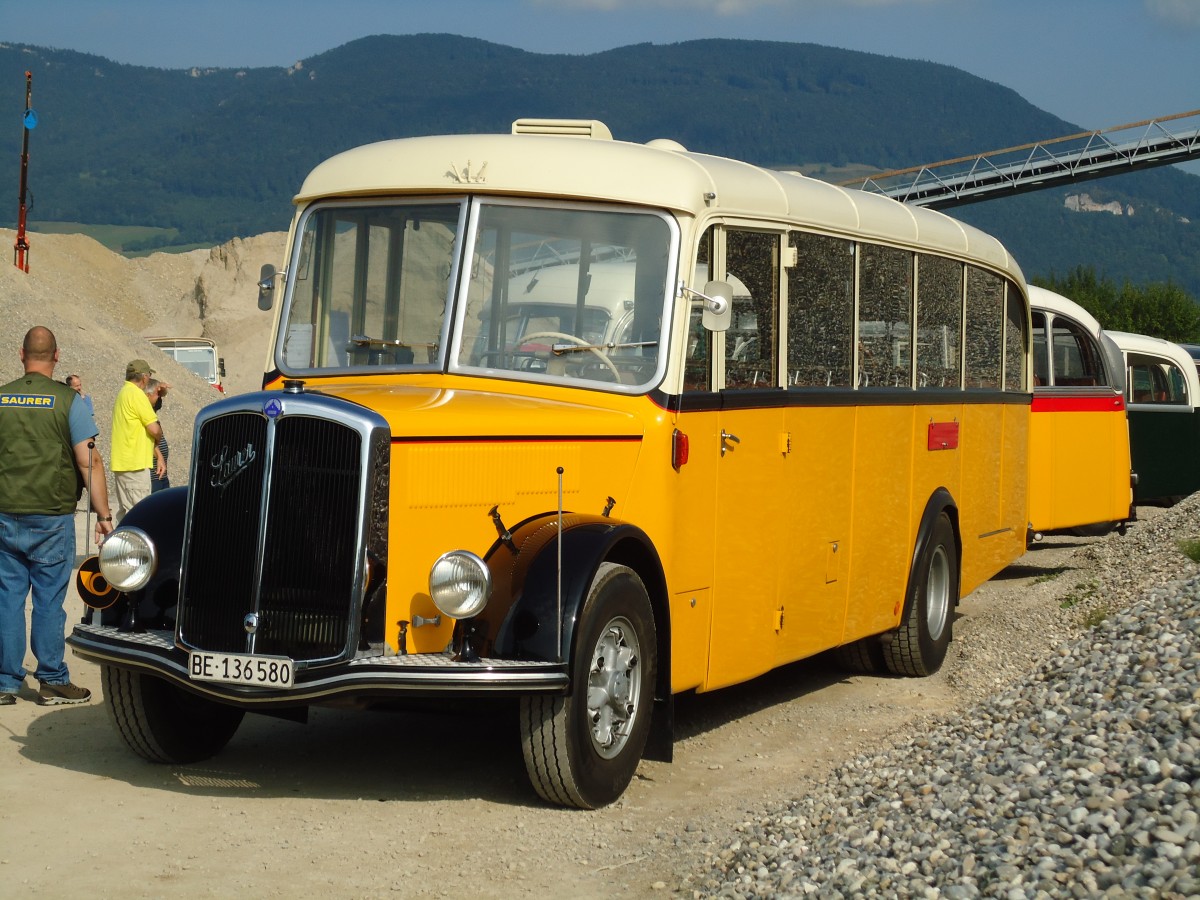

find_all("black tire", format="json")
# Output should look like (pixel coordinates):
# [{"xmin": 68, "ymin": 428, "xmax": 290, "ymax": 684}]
[
  {"xmin": 102, "ymin": 665, "xmax": 245, "ymax": 764},
  {"xmin": 520, "ymin": 563, "xmax": 656, "ymax": 809},
  {"xmin": 834, "ymin": 635, "xmax": 887, "ymax": 674},
  {"xmin": 884, "ymin": 512, "xmax": 957, "ymax": 677}
]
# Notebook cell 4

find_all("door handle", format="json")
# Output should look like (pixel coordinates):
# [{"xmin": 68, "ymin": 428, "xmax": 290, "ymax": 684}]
[{"xmin": 721, "ymin": 430, "xmax": 740, "ymax": 456}]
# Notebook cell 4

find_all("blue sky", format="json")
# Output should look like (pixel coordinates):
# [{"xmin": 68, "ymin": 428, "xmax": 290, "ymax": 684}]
[{"xmin": 4, "ymin": 0, "xmax": 1198, "ymax": 136}]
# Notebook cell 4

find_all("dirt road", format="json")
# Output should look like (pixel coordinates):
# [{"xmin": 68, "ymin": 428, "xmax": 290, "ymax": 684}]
[{"xmin": 0, "ymin": 529, "xmax": 1115, "ymax": 898}]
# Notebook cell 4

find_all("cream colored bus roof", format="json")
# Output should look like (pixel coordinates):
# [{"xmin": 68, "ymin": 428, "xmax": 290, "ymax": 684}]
[
  {"xmin": 295, "ymin": 123, "xmax": 1023, "ymax": 281},
  {"xmin": 1027, "ymin": 285, "xmax": 1104, "ymax": 338}
]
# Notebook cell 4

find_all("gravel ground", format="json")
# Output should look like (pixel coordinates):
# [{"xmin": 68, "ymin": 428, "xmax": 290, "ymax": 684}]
[{"xmin": 689, "ymin": 497, "xmax": 1200, "ymax": 899}]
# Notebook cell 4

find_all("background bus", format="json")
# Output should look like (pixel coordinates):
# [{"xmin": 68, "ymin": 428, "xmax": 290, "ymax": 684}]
[
  {"xmin": 1027, "ymin": 286, "xmax": 1133, "ymax": 537},
  {"xmin": 1109, "ymin": 330, "xmax": 1200, "ymax": 505},
  {"xmin": 147, "ymin": 336, "xmax": 225, "ymax": 392}
]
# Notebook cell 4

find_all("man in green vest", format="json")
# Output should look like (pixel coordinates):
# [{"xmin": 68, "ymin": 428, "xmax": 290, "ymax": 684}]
[{"xmin": 0, "ymin": 326, "xmax": 114, "ymax": 706}]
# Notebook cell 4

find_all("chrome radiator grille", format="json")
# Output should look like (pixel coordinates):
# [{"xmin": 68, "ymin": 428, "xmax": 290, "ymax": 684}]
[{"xmin": 177, "ymin": 401, "xmax": 375, "ymax": 664}]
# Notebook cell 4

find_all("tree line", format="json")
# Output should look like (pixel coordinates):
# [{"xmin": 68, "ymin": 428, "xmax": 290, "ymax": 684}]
[{"xmin": 1034, "ymin": 267, "xmax": 1200, "ymax": 343}]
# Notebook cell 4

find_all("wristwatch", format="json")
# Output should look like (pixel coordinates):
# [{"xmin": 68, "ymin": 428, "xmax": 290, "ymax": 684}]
[{"xmin": 98, "ymin": 516, "xmax": 113, "ymax": 522}]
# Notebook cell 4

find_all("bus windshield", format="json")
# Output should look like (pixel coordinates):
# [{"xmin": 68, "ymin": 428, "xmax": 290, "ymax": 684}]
[{"xmin": 279, "ymin": 199, "xmax": 675, "ymax": 390}]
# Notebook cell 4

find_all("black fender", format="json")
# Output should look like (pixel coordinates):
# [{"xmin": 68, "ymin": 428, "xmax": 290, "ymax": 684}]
[
  {"xmin": 897, "ymin": 488, "xmax": 961, "ymax": 627},
  {"xmin": 99, "ymin": 487, "xmax": 189, "ymax": 627},
  {"xmin": 468, "ymin": 512, "xmax": 673, "ymax": 762}
]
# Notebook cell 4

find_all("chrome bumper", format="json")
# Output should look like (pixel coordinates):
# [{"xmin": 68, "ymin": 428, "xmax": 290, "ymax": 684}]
[{"xmin": 68, "ymin": 624, "xmax": 569, "ymax": 706}]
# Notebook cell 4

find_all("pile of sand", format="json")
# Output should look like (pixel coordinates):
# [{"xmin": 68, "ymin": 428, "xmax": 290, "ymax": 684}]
[{"xmin": 0, "ymin": 228, "xmax": 287, "ymax": 493}]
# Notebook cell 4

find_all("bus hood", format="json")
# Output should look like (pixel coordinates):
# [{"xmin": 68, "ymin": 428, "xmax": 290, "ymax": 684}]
[{"xmin": 310, "ymin": 382, "xmax": 647, "ymax": 441}]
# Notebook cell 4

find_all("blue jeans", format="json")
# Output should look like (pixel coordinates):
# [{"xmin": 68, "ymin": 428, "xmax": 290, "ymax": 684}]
[{"xmin": 0, "ymin": 512, "xmax": 76, "ymax": 693}]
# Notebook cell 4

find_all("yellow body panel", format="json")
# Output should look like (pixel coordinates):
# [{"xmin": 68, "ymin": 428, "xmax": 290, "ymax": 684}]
[{"xmin": 1028, "ymin": 400, "xmax": 1132, "ymax": 533}]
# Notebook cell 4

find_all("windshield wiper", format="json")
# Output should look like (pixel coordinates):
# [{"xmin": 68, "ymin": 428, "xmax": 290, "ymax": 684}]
[
  {"xmin": 350, "ymin": 334, "xmax": 438, "ymax": 350},
  {"xmin": 548, "ymin": 340, "xmax": 658, "ymax": 355}
]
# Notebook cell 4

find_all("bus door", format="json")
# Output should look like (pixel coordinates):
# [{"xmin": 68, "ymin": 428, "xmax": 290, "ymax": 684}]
[{"xmin": 707, "ymin": 227, "xmax": 788, "ymax": 689}]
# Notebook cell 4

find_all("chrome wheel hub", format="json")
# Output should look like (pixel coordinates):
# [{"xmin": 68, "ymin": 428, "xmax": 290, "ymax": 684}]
[{"xmin": 585, "ymin": 616, "xmax": 642, "ymax": 759}]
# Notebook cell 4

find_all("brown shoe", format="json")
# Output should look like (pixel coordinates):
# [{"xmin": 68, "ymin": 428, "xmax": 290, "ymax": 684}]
[{"xmin": 37, "ymin": 681, "xmax": 91, "ymax": 706}]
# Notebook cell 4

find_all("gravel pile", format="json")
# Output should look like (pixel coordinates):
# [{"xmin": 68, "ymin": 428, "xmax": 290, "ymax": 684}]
[{"xmin": 690, "ymin": 497, "xmax": 1200, "ymax": 899}]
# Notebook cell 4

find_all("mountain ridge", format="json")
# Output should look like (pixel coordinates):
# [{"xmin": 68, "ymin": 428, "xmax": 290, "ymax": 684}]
[{"xmin": 2, "ymin": 34, "xmax": 1198, "ymax": 293}]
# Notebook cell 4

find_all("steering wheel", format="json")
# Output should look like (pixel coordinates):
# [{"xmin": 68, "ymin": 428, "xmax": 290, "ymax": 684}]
[{"xmin": 519, "ymin": 332, "xmax": 620, "ymax": 382}]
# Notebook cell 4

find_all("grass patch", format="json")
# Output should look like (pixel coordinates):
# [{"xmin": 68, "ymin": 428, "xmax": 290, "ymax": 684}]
[
  {"xmin": 1178, "ymin": 538, "xmax": 1200, "ymax": 563},
  {"xmin": 1033, "ymin": 571, "xmax": 1062, "ymax": 584},
  {"xmin": 1082, "ymin": 606, "xmax": 1111, "ymax": 628},
  {"xmin": 1059, "ymin": 580, "xmax": 1098, "ymax": 609}
]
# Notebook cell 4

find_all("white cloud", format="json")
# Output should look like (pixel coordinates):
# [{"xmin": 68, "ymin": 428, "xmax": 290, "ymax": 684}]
[{"xmin": 1145, "ymin": 0, "xmax": 1200, "ymax": 28}]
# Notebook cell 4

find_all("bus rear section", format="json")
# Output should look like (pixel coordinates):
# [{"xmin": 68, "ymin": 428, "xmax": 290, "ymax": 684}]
[
  {"xmin": 1027, "ymin": 286, "xmax": 1133, "ymax": 537},
  {"xmin": 1109, "ymin": 330, "xmax": 1200, "ymax": 505}
]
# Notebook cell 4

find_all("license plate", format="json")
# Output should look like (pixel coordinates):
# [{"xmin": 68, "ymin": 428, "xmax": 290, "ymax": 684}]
[{"xmin": 188, "ymin": 651, "xmax": 294, "ymax": 688}]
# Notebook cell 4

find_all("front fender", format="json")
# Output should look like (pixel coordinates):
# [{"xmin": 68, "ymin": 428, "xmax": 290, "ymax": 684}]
[{"xmin": 469, "ymin": 514, "xmax": 664, "ymax": 665}]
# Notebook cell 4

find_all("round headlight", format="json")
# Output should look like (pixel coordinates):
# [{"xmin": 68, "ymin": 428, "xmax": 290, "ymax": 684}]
[
  {"xmin": 429, "ymin": 551, "xmax": 491, "ymax": 619},
  {"xmin": 98, "ymin": 527, "xmax": 157, "ymax": 592}
]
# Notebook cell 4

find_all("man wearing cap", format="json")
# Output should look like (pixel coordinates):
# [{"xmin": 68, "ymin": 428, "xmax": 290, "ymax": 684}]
[{"xmin": 111, "ymin": 358, "xmax": 166, "ymax": 523}]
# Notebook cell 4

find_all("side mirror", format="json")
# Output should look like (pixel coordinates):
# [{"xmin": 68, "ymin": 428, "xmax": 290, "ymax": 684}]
[
  {"xmin": 257, "ymin": 264, "xmax": 277, "ymax": 311},
  {"xmin": 700, "ymin": 280, "xmax": 733, "ymax": 332}
]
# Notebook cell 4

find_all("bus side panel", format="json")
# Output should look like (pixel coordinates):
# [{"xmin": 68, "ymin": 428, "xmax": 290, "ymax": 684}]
[
  {"xmin": 842, "ymin": 404, "xmax": 915, "ymax": 643},
  {"xmin": 1029, "ymin": 400, "xmax": 1131, "ymax": 532},
  {"xmin": 956, "ymin": 402, "xmax": 1028, "ymax": 596},
  {"xmin": 776, "ymin": 404, "xmax": 854, "ymax": 665}
]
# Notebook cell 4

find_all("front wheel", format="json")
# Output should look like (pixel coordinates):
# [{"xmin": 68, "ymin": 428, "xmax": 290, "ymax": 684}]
[
  {"xmin": 102, "ymin": 665, "xmax": 245, "ymax": 763},
  {"xmin": 520, "ymin": 563, "xmax": 656, "ymax": 808},
  {"xmin": 884, "ymin": 512, "xmax": 957, "ymax": 677}
]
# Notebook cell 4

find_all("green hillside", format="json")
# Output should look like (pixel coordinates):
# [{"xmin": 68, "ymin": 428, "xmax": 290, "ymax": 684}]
[{"xmin": 3, "ymin": 35, "xmax": 1198, "ymax": 293}]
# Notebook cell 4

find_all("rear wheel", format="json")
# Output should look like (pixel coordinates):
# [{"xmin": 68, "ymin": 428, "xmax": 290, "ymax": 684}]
[
  {"xmin": 102, "ymin": 665, "xmax": 244, "ymax": 763},
  {"xmin": 520, "ymin": 563, "xmax": 656, "ymax": 808},
  {"xmin": 884, "ymin": 512, "xmax": 957, "ymax": 677}
]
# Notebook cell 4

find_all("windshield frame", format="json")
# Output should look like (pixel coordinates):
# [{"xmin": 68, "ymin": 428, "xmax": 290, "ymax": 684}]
[{"xmin": 448, "ymin": 196, "xmax": 680, "ymax": 394}]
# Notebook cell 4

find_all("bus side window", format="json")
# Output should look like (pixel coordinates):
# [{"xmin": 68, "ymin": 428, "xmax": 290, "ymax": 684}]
[
  {"xmin": 1031, "ymin": 311, "xmax": 1048, "ymax": 387},
  {"xmin": 723, "ymin": 230, "xmax": 779, "ymax": 390},
  {"xmin": 916, "ymin": 254, "xmax": 963, "ymax": 389},
  {"xmin": 684, "ymin": 228, "xmax": 715, "ymax": 391},
  {"xmin": 787, "ymin": 231, "xmax": 853, "ymax": 387},
  {"xmin": 1051, "ymin": 318, "xmax": 1104, "ymax": 387},
  {"xmin": 964, "ymin": 267, "xmax": 1004, "ymax": 389},
  {"xmin": 858, "ymin": 244, "xmax": 913, "ymax": 389}
]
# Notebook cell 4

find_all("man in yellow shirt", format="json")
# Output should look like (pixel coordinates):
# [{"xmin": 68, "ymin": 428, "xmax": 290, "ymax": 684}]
[{"xmin": 111, "ymin": 359, "xmax": 166, "ymax": 522}]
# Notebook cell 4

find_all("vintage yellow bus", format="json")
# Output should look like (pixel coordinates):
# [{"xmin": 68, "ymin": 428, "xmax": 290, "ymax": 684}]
[
  {"xmin": 71, "ymin": 118, "xmax": 1030, "ymax": 808},
  {"xmin": 1027, "ymin": 286, "xmax": 1133, "ymax": 537}
]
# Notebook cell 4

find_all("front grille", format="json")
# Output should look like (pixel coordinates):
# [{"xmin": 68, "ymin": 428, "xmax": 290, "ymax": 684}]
[{"xmin": 177, "ymin": 395, "xmax": 387, "ymax": 665}]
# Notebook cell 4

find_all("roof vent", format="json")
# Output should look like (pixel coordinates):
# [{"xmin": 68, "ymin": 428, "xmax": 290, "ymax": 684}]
[{"xmin": 512, "ymin": 118, "xmax": 613, "ymax": 140}]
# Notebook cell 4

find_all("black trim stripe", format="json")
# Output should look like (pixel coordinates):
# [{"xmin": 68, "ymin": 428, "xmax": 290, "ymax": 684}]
[
  {"xmin": 650, "ymin": 387, "xmax": 1032, "ymax": 413},
  {"xmin": 392, "ymin": 434, "xmax": 643, "ymax": 444}
]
